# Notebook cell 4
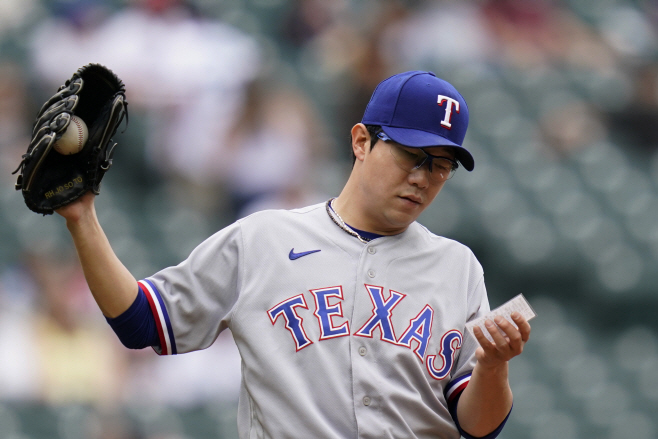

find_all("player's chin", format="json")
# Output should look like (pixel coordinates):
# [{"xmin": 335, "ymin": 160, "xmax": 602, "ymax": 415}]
[{"xmin": 389, "ymin": 198, "xmax": 425, "ymax": 225}]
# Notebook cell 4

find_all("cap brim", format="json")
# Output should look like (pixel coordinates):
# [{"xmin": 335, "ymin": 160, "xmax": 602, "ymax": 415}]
[{"xmin": 381, "ymin": 126, "xmax": 474, "ymax": 171}]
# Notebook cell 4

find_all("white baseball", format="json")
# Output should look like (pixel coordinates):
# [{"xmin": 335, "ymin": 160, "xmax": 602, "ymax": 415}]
[{"xmin": 54, "ymin": 116, "xmax": 88, "ymax": 155}]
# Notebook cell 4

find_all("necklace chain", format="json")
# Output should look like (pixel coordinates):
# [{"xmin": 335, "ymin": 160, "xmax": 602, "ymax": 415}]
[{"xmin": 325, "ymin": 198, "xmax": 371, "ymax": 243}]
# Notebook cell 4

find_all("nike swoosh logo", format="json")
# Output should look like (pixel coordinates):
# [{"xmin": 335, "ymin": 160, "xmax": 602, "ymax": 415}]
[{"xmin": 289, "ymin": 248, "xmax": 321, "ymax": 260}]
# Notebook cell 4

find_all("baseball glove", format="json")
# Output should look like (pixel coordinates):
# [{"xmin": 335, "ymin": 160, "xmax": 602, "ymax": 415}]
[{"xmin": 13, "ymin": 63, "xmax": 128, "ymax": 214}]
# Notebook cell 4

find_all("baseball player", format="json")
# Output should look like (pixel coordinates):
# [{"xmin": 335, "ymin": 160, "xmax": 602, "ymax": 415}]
[{"xmin": 57, "ymin": 71, "xmax": 531, "ymax": 438}]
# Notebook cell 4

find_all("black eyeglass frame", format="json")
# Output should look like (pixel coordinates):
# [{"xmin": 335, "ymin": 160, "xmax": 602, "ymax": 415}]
[{"xmin": 376, "ymin": 131, "xmax": 459, "ymax": 181}]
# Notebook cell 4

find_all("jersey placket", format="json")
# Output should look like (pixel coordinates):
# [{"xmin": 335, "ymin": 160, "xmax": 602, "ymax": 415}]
[{"xmin": 351, "ymin": 241, "xmax": 389, "ymax": 438}]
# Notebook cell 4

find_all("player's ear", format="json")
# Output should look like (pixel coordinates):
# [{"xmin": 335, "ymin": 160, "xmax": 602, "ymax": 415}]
[{"xmin": 351, "ymin": 123, "xmax": 370, "ymax": 162}]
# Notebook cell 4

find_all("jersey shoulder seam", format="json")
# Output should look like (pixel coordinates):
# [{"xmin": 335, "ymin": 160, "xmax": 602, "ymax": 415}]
[
  {"xmin": 416, "ymin": 223, "xmax": 472, "ymax": 251},
  {"xmin": 224, "ymin": 219, "xmax": 246, "ymax": 324},
  {"xmin": 236, "ymin": 202, "xmax": 325, "ymax": 225}
]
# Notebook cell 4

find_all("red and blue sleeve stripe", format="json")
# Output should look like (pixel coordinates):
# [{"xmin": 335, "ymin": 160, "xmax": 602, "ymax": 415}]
[
  {"xmin": 445, "ymin": 372, "xmax": 471, "ymax": 404},
  {"xmin": 105, "ymin": 286, "xmax": 160, "ymax": 349},
  {"xmin": 138, "ymin": 279, "xmax": 177, "ymax": 355}
]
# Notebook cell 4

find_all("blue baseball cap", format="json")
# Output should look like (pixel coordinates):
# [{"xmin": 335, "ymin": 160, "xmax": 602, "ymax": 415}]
[{"xmin": 362, "ymin": 71, "xmax": 473, "ymax": 171}]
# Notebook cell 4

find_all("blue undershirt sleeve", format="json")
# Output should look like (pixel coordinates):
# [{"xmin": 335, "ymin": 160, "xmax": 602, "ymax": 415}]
[
  {"xmin": 448, "ymin": 390, "xmax": 512, "ymax": 439},
  {"xmin": 105, "ymin": 287, "xmax": 161, "ymax": 349}
]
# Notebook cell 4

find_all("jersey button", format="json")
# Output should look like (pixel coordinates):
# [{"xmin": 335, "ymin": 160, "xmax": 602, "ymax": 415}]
[
  {"xmin": 367, "ymin": 246, "xmax": 376, "ymax": 254},
  {"xmin": 363, "ymin": 396, "xmax": 371, "ymax": 406},
  {"xmin": 359, "ymin": 347, "xmax": 367, "ymax": 356},
  {"xmin": 367, "ymin": 269, "xmax": 375, "ymax": 278}
]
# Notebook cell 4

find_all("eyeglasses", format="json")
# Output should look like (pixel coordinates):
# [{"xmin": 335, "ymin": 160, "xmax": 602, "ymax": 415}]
[{"xmin": 377, "ymin": 131, "xmax": 458, "ymax": 183}]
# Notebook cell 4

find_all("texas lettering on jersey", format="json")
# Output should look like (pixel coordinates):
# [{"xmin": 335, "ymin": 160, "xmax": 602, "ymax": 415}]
[{"xmin": 267, "ymin": 284, "xmax": 463, "ymax": 381}]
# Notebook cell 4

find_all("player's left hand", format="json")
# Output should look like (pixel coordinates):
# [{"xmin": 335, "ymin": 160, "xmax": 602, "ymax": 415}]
[{"xmin": 472, "ymin": 312, "xmax": 531, "ymax": 369}]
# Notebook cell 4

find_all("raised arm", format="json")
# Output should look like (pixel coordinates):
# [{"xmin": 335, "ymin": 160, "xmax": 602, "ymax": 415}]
[
  {"xmin": 57, "ymin": 192, "xmax": 138, "ymax": 318},
  {"xmin": 456, "ymin": 312, "xmax": 531, "ymax": 437}
]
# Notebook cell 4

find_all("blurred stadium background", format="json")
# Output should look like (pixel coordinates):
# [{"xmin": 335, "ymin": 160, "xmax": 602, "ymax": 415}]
[{"xmin": 1, "ymin": 0, "xmax": 658, "ymax": 438}]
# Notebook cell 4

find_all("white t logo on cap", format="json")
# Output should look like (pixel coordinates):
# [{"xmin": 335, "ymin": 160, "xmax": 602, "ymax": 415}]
[{"xmin": 437, "ymin": 95, "xmax": 460, "ymax": 129}]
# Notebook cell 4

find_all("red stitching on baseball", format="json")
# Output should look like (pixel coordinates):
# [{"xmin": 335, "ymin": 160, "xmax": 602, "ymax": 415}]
[{"xmin": 73, "ymin": 117, "xmax": 83, "ymax": 149}]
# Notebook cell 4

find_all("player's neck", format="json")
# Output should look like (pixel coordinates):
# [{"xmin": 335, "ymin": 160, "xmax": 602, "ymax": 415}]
[
  {"xmin": 331, "ymin": 194, "xmax": 365, "ymax": 231},
  {"xmin": 332, "ymin": 191, "xmax": 408, "ymax": 237}
]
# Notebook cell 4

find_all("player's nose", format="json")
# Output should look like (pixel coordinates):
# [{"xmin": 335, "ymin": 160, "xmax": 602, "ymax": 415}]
[{"xmin": 408, "ymin": 164, "xmax": 431, "ymax": 188}]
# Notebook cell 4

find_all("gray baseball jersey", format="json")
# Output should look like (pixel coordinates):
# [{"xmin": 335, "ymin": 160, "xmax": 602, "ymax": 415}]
[{"xmin": 138, "ymin": 201, "xmax": 490, "ymax": 439}]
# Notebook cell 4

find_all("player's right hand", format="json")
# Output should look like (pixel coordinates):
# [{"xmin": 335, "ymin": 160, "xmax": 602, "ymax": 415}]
[
  {"xmin": 55, "ymin": 191, "xmax": 96, "ymax": 224},
  {"xmin": 472, "ymin": 312, "xmax": 531, "ymax": 369}
]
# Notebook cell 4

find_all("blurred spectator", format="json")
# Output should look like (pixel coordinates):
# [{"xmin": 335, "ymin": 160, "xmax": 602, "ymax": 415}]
[
  {"xmin": 0, "ymin": 259, "xmax": 40, "ymax": 400},
  {"xmin": 224, "ymin": 77, "xmax": 331, "ymax": 217},
  {"xmin": 379, "ymin": 0, "xmax": 618, "ymax": 73},
  {"xmin": 27, "ymin": 250, "xmax": 128, "ymax": 405},
  {"xmin": 285, "ymin": 1, "xmax": 407, "ymax": 162},
  {"xmin": 481, "ymin": 0, "xmax": 568, "ymax": 69},
  {"xmin": 29, "ymin": 0, "xmax": 262, "ymax": 218},
  {"xmin": 28, "ymin": 0, "xmax": 114, "ymax": 88},
  {"xmin": 381, "ymin": 1, "xmax": 493, "ymax": 69},
  {"xmin": 335, "ymin": 1, "xmax": 407, "ymax": 151},
  {"xmin": 281, "ymin": 0, "xmax": 345, "ymax": 48},
  {"xmin": 481, "ymin": 0, "xmax": 617, "ymax": 70},
  {"xmin": 0, "ymin": 251, "xmax": 127, "ymax": 405},
  {"xmin": 97, "ymin": 0, "xmax": 261, "ymax": 218}
]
